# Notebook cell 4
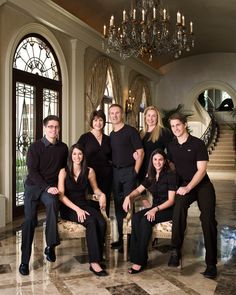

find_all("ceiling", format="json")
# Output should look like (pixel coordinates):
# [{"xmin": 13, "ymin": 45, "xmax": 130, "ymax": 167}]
[{"xmin": 51, "ymin": 0, "xmax": 236, "ymax": 69}]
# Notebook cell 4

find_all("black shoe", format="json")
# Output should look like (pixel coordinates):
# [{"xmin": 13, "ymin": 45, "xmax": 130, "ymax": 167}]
[
  {"xmin": 44, "ymin": 246, "xmax": 56, "ymax": 262},
  {"xmin": 100, "ymin": 263, "xmax": 106, "ymax": 269},
  {"xmin": 89, "ymin": 266, "xmax": 108, "ymax": 277},
  {"xmin": 168, "ymin": 249, "xmax": 182, "ymax": 268},
  {"xmin": 128, "ymin": 265, "xmax": 145, "ymax": 274},
  {"xmin": 111, "ymin": 240, "xmax": 123, "ymax": 249},
  {"xmin": 201, "ymin": 265, "xmax": 217, "ymax": 279},
  {"xmin": 19, "ymin": 263, "xmax": 29, "ymax": 275}
]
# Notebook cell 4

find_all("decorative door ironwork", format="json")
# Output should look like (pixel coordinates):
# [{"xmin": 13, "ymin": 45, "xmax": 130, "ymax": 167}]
[{"xmin": 12, "ymin": 34, "xmax": 61, "ymax": 217}]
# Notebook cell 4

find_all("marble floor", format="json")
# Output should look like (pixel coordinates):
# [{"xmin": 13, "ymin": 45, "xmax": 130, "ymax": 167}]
[{"xmin": 0, "ymin": 174, "xmax": 235, "ymax": 295}]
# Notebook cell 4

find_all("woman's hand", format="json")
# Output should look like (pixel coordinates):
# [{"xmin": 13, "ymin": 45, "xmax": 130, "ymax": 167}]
[
  {"xmin": 133, "ymin": 151, "xmax": 139, "ymax": 161},
  {"xmin": 76, "ymin": 208, "xmax": 90, "ymax": 223},
  {"xmin": 123, "ymin": 196, "xmax": 131, "ymax": 212},
  {"xmin": 144, "ymin": 207, "xmax": 158, "ymax": 222},
  {"xmin": 98, "ymin": 193, "xmax": 106, "ymax": 210}
]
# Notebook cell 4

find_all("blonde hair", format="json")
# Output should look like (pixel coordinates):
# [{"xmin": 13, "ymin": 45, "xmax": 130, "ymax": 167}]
[{"xmin": 141, "ymin": 106, "xmax": 164, "ymax": 143}]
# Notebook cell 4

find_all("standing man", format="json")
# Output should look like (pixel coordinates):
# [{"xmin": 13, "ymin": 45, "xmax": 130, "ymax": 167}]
[
  {"xmin": 109, "ymin": 104, "xmax": 144, "ymax": 251},
  {"xmin": 19, "ymin": 115, "xmax": 68, "ymax": 276},
  {"xmin": 167, "ymin": 113, "xmax": 217, "ymax": 279}
]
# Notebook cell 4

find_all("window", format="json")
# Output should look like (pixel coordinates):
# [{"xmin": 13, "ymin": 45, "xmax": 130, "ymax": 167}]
[
  {"xmin": 97, "ymin": 69, "xmax": 115, "ymax": 135},
  {"xmin": 138, "ymin": 87, "xmax": 147, "ymax": 131},
  {"xmin": 12, "ymin": 34, "xmax": 62, "ymax": 217}
]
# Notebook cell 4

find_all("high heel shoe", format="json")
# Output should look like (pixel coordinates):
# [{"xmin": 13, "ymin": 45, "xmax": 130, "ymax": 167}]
[
  {"xmin": 89, "ymin": 265, "xmax": 108, "ymax": 277},
  {"xmin": 128, "ymin": 265, "xmax": 145, "ymax": 274}
]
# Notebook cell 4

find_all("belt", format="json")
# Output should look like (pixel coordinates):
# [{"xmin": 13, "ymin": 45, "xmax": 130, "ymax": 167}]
[{"xmin": 113, "ymin": 164, "xmax": 134, "ymax": 169}]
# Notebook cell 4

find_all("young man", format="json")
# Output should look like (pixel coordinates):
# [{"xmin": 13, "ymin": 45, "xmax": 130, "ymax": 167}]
[
  {"xmin": 167, "ymin": 113, "xmax": 217, "ymax": 279},
  {"xmin": 19, "ymin": 115, "xmax": 68, "ymax": 276},
  {"xmin": 109, "ymin": 104, "xmax": 144, "ymax": 251}
]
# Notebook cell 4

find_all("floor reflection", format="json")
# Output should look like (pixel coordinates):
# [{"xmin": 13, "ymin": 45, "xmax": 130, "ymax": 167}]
[{"xmin": 0, "ymin": 178, "xmax": 235, "ymax": 294}]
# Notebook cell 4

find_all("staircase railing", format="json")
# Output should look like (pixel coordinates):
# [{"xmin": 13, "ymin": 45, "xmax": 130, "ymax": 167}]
[{"xmin": 200, "ymin": 112, "xmax": 217, "ymax": 148}]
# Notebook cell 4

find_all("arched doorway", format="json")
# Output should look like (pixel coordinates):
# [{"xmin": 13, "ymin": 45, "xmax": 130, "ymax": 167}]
[{"xmin": 12, "ymin": 34, "xmax": 62, "ymax": 217}]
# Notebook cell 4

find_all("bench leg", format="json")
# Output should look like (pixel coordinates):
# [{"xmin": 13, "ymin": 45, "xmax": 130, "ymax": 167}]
[{"xmin": 123, "ymin": 234, "xmax": 128, "ymax": 261}]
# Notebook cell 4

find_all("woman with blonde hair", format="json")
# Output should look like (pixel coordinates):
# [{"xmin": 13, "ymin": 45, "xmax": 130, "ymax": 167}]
[{"xmin": 139, "ymin": 105, "xmax": 172, "ymax": 183}]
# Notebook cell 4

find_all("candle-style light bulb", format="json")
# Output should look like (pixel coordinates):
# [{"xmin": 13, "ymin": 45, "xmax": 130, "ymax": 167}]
[
  {"xmin": 153, "ymin": 7, "xmax": 156, "ymax": 20},
  {"xmin": 190, "ymin": 21, "xmax": 193, "ymax": 33},
  {"xmin": 133, "ymin": 8, "xmax": 136, "ymax": 20},
  {"xmin": 103, "ymin": 25, "xmax": 106, "ymax": 36},
  {"xmin": 123, "ymin": 10, "xmax": 126, "ymax": 22},
  {"xmin": 163, "ymin": 9, "xmax": 166, "ymax": 20},
  {"xmin": 110, "ymin": 15, "xmax": 114, "ymax": 26},
  {"xmin": 142, "ymin": 9, "xmax": 145, "ymax": 22},
  {"xmin": 182, "ymin": 15, "xmax": 185, "ymax": 26},
  {"xmin": 177, "ymin": 11, "xmax": 181, "ymax": 24}
]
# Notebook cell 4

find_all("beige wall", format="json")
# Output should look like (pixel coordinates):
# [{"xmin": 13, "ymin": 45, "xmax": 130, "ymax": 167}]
[{"xmin": 155, "ymin": 53, "xmax": 236, "ymax": 112}]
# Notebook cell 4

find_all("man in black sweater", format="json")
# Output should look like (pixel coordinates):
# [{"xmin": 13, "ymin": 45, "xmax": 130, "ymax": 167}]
[{"xmin": 19, "ymin": 115, "xmax": 68, "ymax": 276}]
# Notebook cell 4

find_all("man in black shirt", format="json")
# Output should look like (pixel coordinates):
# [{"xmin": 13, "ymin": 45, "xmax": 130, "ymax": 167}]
[
  {"xmin": 109, "ymin": 104, "xmax": 144, "ymax": 251},
  {"xmin": 19, "ymin": 115, "xmax": 68, "ymax": 276},
  {"xmin": 167, "ymin": 113, "xmax": 217, "ymax": 279}
]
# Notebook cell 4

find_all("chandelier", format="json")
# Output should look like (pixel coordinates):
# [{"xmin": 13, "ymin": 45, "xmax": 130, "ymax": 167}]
[{"xmin": 102, "ymin": 0, "xmax": 195, "ymax": 61}]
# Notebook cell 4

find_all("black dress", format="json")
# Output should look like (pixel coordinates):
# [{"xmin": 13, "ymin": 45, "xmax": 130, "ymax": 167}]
[
  {"xmin": 130, "ymin": 169, "xmax": 177, "ymax": 266},
  {"xmin": 78, "ymin": 132, "xmax": 112, "ymax": 215},
  {"xmin": 139, "ymin": 128, "xmax": 172, "ymax": 182},
  {"xmin": 60, "ymin": 168, "xmax": 106, "ymax": 263}
]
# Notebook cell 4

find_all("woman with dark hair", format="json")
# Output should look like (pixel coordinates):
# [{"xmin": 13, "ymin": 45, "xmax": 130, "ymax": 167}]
[
  {"xmin": 77, "ymin": 109, "xmax": 112, "ymax": 215},
  {"xmin": 58, "ymin": 143, "xmax": 108, "ymax": 276},
  {"xmin": 123, "ymin": 149, "xmax": 177, "ymax": 274}
]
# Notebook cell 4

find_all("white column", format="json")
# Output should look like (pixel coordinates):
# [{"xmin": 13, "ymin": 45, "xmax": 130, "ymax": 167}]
[
  {"xmin": 70, "ymin": 39, "xmax": 87, "ymax": 145},
  {"xmin": 0, "ymin": 195, "xmax": 6, "ymax": 227}
]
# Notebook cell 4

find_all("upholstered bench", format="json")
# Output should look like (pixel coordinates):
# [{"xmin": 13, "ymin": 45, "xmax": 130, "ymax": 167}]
[
  {"xmin": 58, "ymin": 195, "xmax": 111, "ymax": 260},
  {"xmin": 122, "ymin": 194, "xmax": 172, "ymax": 261}
]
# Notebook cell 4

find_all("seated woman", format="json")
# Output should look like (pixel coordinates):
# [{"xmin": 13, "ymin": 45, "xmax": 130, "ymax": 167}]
[
  {"xmin": 123, "ymin": 149, "xmax": 177, "ymax": 274},
  {"xmin": 58, "ymin": 143, "xmax": 108, "ymax": 277}
]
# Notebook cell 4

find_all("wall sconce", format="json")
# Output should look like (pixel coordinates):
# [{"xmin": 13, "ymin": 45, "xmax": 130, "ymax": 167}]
[{"xmin": 125, "ymin": 90, "xmax": 135, "ymax": 114}]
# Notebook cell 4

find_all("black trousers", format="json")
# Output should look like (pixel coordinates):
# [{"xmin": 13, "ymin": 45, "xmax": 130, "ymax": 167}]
[
  {"xmin": 172, "ymin": 180, "xmax": 217, "ymax": 265},
  {"xmin": 112, "ymin": 166, "xmax": 137, "ymax": 242},
  {"xmin": 61, "ymin": 206, "xmax": 106, "ymax": 263},
  {"xmin": 21, "ymin": 186, "xmax": 60, "ymax": 264},
  {"xmin": 130, "ymin": 206, "xmax": 173, "ymax": 266}
]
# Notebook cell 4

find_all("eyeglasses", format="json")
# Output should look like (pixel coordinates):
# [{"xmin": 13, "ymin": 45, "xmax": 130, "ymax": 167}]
[{"xmin": 47, "ymin": 125, "xmax": 59, "ymax": 129}]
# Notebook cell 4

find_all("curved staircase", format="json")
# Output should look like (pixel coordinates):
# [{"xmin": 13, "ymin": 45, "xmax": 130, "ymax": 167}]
[{"xmin": 207, "ymin": 124, "xmax": 235, "ymax": 171}]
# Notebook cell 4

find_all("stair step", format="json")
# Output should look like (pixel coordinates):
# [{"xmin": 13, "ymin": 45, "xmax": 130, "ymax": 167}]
[
  {"xmin": 216, "ymin": 140, "xmax": 234, "ymax": 145},
  {"xmin": 213, "ymin": 148, "xmax": 235, "ymax": 152},
  {"xmin": 212, "ymin": 147, "xmax": 235, "ymax": 151},
  {"xmin": 207, "ymin": 164, "xmax": 235, "ymax": 170},
  {"xmin": 209, "ymin": 160, "xmax": 235, "ymax": 164},
  {"xmin": 219, "ymin": 134, "xmax": 234, "ymax": 138},
  {"xmin": 209, "ymin": 155, "xmax": 235, "ymax": 159}
]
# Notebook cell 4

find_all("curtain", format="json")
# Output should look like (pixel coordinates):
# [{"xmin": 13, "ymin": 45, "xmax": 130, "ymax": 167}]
[
  {"xmin": 129, "ymin": 75, "xmax": 152, "ymax": 127},
  {"xmin": 85, "ymin": 56, "xmax": 121, "ymax": 130}
]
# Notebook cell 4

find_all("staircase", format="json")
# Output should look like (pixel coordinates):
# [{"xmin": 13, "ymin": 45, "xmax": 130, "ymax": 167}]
[{"xmin": 207, "ymin": 124, "xmax": 236, "ymax": 171}]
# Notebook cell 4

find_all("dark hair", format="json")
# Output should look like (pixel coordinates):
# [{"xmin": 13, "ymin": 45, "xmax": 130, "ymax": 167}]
[
  {"xmin": 43, "ymin": 115, "xmax": 60, "ymax": 126},
  {"xmin": 67, "ymin": 143, "xmax": 87, "ymax": 178},
  {"xmin": 89, "ymin": 109, "xmax": 106, "ymax": 129},
  {"xmin": 168, "ymin": 112, "xmax": 187, "ymax": 124},
  {"xmin": 109, "ymin": 103, "xmax": 124, "ymax": 113},
  {"xmin": 147, "ymin": 149, "xmax": 170, "ymax": 182}
]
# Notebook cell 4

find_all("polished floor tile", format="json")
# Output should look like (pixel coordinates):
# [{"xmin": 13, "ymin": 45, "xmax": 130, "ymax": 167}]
[{"xmin": 0, "ymin": 175, "xmax": 235, "ymax": 294}]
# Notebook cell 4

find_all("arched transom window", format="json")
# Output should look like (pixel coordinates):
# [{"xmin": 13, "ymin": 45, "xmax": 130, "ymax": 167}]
[{"xmin": 12, "ymin": 34, "xmax": 62, "ymax": 217}]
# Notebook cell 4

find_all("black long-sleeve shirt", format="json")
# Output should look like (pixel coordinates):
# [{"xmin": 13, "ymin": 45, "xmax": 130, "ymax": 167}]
[{"xmin": 25, "ymin": 137, "xmax": 68, "ymax": 190}]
